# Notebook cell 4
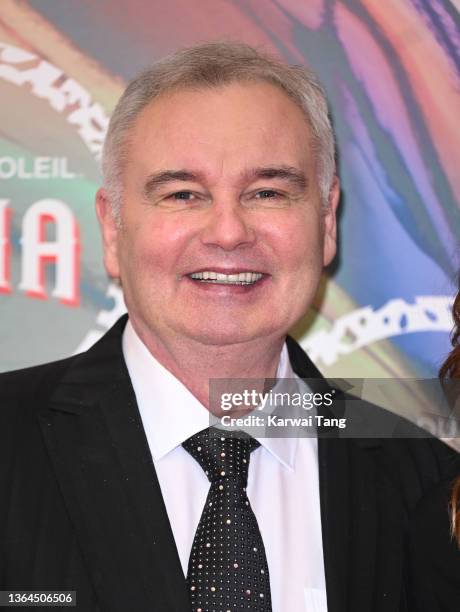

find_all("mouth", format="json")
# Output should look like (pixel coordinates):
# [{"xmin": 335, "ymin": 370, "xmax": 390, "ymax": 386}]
[{"xmin": 187, "ymin": 270, "xmax": 265, "ymax": 286}]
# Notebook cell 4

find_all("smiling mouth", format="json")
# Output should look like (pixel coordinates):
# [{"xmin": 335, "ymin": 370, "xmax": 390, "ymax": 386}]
[{"xmin": 188, "ymin": 271, "xmax": 264, "ymax": 285}]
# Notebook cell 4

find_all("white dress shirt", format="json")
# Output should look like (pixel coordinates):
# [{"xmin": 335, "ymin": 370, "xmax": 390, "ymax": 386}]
[{"xmin": 122, "ymin": 320, "xmax": 328, "ymax": 612}]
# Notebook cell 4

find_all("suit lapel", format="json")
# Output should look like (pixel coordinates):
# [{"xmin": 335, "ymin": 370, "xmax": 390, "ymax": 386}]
[
  {"xmin": 38, "ymin": 316, "xmax": 189, "ymax": 612},
  {"xmin": 287, "ymin": 336, "xmax": 380, "ymax": 612},
  {"xmin": 287, "ymin": 336, "xmax": 350, "ymax": 612}
]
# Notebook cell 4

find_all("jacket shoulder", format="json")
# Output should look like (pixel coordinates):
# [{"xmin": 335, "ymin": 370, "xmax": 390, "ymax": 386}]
[
  {"xmin": 364, "ymin": 435, "xmax": 460, "ymax": 515},
  {"xmin": 0, "ymin": 355, "xmax": 77, "ymax": 408}
]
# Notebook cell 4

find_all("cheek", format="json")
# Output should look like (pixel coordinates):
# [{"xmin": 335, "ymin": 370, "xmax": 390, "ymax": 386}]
[
  {"xmin": 273, "ymin": 216, "xmax": 324, "ymax": 274},
  {"xmin": 120, "ymin": 217, "xmax": 186, "ymax": 272}
]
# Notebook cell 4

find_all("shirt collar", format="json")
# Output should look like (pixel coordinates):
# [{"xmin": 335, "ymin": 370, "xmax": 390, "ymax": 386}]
[{"xmin": 122, "ymin": 320, "xmax": 298, "ymax": 470}]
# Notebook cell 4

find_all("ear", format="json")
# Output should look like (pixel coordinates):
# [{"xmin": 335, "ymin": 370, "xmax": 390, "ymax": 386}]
[
  {"xmin": 322, "ymin": 175, "xmax": 340, "ymax": 266},
  {"xmin": 95, "ymin": 187, "xmax": 120, "ymax": 279}
]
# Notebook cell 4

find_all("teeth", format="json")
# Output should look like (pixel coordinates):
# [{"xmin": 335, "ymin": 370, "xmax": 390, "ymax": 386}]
[{"xmin": 189, "ymin": 271, "xmax": 263, "ymax": 284}]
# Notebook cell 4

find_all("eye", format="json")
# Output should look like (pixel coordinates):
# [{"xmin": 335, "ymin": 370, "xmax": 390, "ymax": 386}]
[
  {"xmin": 157, "ymin": 189, "xmax": 208, "ymax": 209},
  {"xmin": 242, "ymin": 187, "xmax": 292, "ymax": 208},
  {"xmin": 170, "ymin": 191, "xmax": 196, "ymax": 201},
  {"xmin": 255, "ymin": 189, "xmax": 281, "ymax": 199}
]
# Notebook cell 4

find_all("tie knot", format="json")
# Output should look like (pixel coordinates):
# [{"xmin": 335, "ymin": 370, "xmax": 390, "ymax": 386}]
[{"xmin": 182, "ymin": 427, "xmax": 260, "ymax": 484}]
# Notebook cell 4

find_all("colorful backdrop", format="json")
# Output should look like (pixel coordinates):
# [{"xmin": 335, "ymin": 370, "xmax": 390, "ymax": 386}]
[{"xmin": 1, "ymin": 0, "xmax": 459, "ymax": 386}]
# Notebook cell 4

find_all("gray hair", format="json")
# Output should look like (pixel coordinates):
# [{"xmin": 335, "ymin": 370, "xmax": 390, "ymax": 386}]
[{"xmin": 102, "ymin": 41, "xmax": 336, "ymax": 218}]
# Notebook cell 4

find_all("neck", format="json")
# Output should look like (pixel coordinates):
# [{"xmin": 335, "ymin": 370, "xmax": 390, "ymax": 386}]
[{"xmin": 129, "ymin": 319, "xmax": 286, "ymax": 413}]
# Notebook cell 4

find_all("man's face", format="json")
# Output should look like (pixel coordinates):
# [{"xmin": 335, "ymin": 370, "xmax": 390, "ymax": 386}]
[{"xmin": 97, "ymin": 81, "xmax": 339, "ymax": 347}]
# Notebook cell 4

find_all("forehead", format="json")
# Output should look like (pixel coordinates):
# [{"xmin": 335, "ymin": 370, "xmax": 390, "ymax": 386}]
[{"xmin": 125, "ymin": 81, "xmax": 315, "ymax": 181}]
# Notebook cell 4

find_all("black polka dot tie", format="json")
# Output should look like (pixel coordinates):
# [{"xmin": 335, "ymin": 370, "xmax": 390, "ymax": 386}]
[{"xmin": 182, "ymin": 427, "xmax": 272, "ymax": 612}]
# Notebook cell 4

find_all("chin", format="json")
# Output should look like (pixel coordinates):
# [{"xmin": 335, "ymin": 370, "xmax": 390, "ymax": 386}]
[{"xmin": 181, "ymin": 319, "xmax": 286, "ymax": 347}]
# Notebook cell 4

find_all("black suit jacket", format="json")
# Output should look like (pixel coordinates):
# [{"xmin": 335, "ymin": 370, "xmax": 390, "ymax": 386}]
[{"xmin": 1, "ymin": 316, "xmax": 459, "ymax": 611}]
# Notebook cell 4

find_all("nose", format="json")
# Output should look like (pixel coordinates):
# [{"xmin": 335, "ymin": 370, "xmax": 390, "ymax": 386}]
[{"xmin": 200, "ymin": 201, "xmax": 255, "ymax": 251}]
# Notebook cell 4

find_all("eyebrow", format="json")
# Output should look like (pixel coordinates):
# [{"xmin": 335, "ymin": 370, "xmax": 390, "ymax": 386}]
[
  {"xmin": 244, "ymin": 166, "xmax": 308, "ymax": 191},
  {"xmin": 143, "ymin": 170, "xmax": 202, "ymax": 198},
  {"xmin": 142, "ymin": 165, "xmax": 308, "ymax": 198}
]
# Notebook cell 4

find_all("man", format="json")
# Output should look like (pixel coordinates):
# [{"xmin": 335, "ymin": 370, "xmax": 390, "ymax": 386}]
[{"xmin": 0, "ymin": 42, "xmax": 458, "ymax": 612}]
